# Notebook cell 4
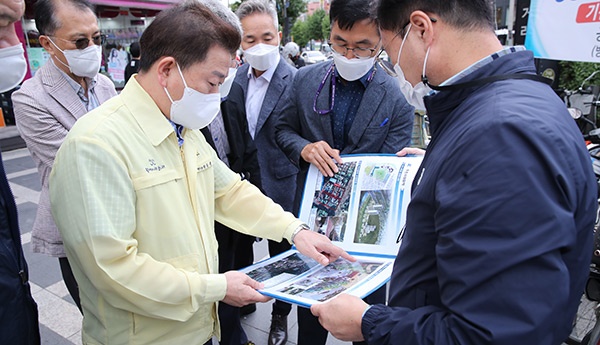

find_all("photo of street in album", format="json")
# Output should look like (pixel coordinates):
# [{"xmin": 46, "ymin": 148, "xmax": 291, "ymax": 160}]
[
  {"xmin": 274, "ymin": 258, "xmax": 390, "ymax": 303},
  {"xmin": 240, "ymin": 154, "xmax": 423, "ymax": 306},
  {"xmin": 310, "ymin": 161, "xmax": 357, "ymax": 242},
  {"xmin": 245, "ymin": 252, "xmax": 320, "ymax": 288}
]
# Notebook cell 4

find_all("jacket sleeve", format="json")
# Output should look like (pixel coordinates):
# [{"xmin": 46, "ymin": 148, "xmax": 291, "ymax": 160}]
[
  {"xmin": 361, "ymin": 118, "xmax": 595, "ymax": 344},
  {"xmin": 275, "ymin": 71, "xmax": 311, "ymax": 168},
  {"xmin": 12, "ymin": 87, "xmax": 70, "ymax": 188}
]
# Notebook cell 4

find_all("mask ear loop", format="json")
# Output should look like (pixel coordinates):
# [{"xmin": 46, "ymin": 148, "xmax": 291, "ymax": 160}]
[
  {"xmin": 164, "ymin": 63, "xmax": 188, "ymax": 103},
  {"xmin": 396, "ymin": 24, "xmax": 412, "ymax": 71},
  {"xmin": 421, "ymin": 46, "xmax": 431, "ymax": 85}
]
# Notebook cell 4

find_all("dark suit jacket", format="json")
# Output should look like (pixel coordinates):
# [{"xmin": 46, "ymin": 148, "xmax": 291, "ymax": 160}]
[
  {"xmin": 275, "ymin": 60, "xmax": 415, "ymax": 212},
  {"xmin": 0, "ymin": 149, "xmax": 40, "ymax": 344},
  {"xmin": 201, "ymin": 82, "xmax": 261, "ymax": 271},
  {"xmin": 234, "ymin": 59, "xmax": 298, "ymax": 213}
]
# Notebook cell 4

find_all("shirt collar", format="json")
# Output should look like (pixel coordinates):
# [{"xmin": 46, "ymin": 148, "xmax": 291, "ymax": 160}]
[
  {"xmin": 119, "ymin": 76, "xmax": 174, "ymax": 147},
  {"xmin": 246, "ymin": 53, "xmax": 280, "ymax": 83},
  {"xmin": 54, "ymin": 60, "xmax": 97, "ymax": 94}
]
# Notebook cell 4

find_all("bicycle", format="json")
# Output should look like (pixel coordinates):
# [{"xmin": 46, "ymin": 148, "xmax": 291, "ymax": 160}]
[{"xmin": 566, "ymin": 121, "xmax": 600, "ymax": 345}]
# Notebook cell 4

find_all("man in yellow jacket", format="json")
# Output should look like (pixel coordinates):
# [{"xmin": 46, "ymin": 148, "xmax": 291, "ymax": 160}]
[{"xmin": 49, "ymin": 3, "xmax": 351, "ymax": 345}]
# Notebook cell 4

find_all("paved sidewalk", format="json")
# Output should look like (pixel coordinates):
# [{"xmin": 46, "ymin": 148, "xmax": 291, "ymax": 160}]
[{"xmin": 3, "ymin": 145, "xmax": 349, "ymax": 345}]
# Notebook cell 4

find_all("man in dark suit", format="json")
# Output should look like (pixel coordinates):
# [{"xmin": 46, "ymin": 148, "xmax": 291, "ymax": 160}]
[
  {"xmin": 0, "ymin": 0, "xmax": 40, "ymax": 343},
  {"xmin": 235, "ymin": 1, "xmax": 299, "ymax": 344},
  {"xmin": 275, "ymin": 0, "xmax": 414, "ymax": 344},
  {"xmin": 202, "ymin": 81, "xmax": 261, "ymax": 345}
]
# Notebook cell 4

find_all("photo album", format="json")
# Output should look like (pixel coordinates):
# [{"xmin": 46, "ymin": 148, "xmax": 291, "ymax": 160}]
[{"xmin": 239, "ymin": 154, "xmax": 424, "ymax": 307}]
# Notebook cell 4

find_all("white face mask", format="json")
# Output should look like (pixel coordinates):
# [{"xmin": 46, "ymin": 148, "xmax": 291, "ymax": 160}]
[
  {"xmin": 0, "ymin": 44, "xmax": 27, "ymax": 93},
  {"xmin": 164, "ymin": 63, "xmax": 221, "ymax": 130},
  {"xmin": 243, "ymin": 43, "xmax": 279, "ymax": 71},
  {"xmin": 219, "ymin": 67, "xmax": 237, "ymax": 99},
  {"xmin": 332, "ymin": 54, "xmax": 375, "ymax": 81},
  {"xmin": 48, "ymin": 38, "xmax": 102, "ymax": 78},
  {"xmin": 394, "ymin": 24, "xmax": 432, "ymax": 111}
]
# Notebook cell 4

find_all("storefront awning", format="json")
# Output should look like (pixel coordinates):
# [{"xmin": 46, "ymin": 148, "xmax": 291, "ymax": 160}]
[{"xmin": 89, "ymin": 0, "xmax": 181, "ymax": 11}]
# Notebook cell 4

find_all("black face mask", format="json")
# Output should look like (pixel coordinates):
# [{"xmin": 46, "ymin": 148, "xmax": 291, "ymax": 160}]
[{"xmin": 290, "ymin": 55, "xmax": 299, "ymax": 62}]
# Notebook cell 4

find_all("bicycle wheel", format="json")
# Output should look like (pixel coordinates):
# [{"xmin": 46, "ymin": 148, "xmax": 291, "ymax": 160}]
[{"xmin": 566, "ymin": 295, "xmax": 598, "ymax": 345}]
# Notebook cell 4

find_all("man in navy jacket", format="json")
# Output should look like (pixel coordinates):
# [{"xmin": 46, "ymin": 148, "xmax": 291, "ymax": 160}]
[
  {"xmin": 311, "ymin": 1, "xmax": 597, "ymax": 344},
  {"xmin": 0, "ymin": 0, "xmax": 40, "ymax": 343}
]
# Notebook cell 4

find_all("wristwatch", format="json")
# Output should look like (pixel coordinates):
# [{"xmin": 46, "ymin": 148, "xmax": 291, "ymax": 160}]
[{"xmin": 291, "ymin": 224, "xmax": 310, "ymax": 244}]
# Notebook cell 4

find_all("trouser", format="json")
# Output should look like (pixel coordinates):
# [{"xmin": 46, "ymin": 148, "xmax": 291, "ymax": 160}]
[
  {"xmin": 216, "ymin": 224, "xmax": 255, "ymax": 345},
  {"xmin": 59, "ymin": 257, "xmax": 82, "ymax": 313},
  {"xmin": 268, "ymin": 239, "xmax": 292, "ymax": 316},
  {"xmin": 297, "ymin": 285, "xmax": 387, "ymax": 345}
]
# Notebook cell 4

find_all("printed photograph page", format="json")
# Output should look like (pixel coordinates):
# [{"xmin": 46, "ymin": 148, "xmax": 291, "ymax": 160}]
[
  {"xmin": 240, "ymin": 249, "xmax": 394, "ymax": 307},
  {"xmin": 299, "ymin": 154, "xmax": 423, "ymax": 256}
]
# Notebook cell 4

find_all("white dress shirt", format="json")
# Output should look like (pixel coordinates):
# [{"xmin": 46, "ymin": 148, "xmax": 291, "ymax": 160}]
[{"xmin": 245, "ymin": 53, "xmax": 280, "ymax": 139}]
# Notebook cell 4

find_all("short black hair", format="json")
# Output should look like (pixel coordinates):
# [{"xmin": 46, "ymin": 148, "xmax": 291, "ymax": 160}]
[
  {"xmin": 35, "ymin": 0, "xmax": 95, "ymax": 36},
  {"xmin": 375, "ymin": 0, "xmax": 495, "ymax": 34},
  {"xmin": 139, "ymin": 2, "xmax": 241, "ymax": 72},
  {"xmin": 329, "ymin": 0, "xmax": 375, "ymax": 31},
  {"xmin": 129, "ymin": 41, "xmax": 140, "ymax": 58}
]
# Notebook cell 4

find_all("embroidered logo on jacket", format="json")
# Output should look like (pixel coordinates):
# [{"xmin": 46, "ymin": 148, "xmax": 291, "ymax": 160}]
[{"xmin": 145, "ymin": 159, "xmax": 166, "ymax": 173}]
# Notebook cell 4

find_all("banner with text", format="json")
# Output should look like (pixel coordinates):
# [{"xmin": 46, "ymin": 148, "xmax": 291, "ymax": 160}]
[{"xmin": 525, "ymin": 0, "xmax": 600, "ymax": 62}]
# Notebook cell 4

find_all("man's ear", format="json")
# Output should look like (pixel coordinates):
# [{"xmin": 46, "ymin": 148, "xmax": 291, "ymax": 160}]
[
  {"xmin": 156, "ymin": 57, "xmax": 176, "ymax": 88},
  {"xmin": 38, "ymin": 35, "xmax": 56, "ymax": 55},
  {"xmin": 409, "ymin": 10, "xmax": 436, "ymax": 45}
]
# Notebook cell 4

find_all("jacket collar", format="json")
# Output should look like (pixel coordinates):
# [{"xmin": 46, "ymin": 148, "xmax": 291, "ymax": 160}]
[
  {"xmin": 424, "ymin": 50, "xmax": 537, "ymax": 137},
  {"xmin": 119, "ymin": 77, "xmax": 174, "ymax": 147}
]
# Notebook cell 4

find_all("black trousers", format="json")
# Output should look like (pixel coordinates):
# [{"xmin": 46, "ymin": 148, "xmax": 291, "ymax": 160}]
[
  {"xmin": 268, "ymin": 239, "xmax": 292, "ymax": 316},
  {"xmin": 216, "ymin": 224, "xmax": 255, "ymax": 345},
  {"xmin": 297, "ymin": 284, "xmax": 387, "ymax": 345},
  {"xmin": 59, "ymin": 257, "xmax": 82, "ymax": 313}
]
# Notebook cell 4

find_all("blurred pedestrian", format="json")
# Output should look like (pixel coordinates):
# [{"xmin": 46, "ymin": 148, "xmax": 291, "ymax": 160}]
[
  {"xmin": 124, "ymin": 40, "xmax": 140, "ymax": 83},
  {"xmin": 282, "ymin": 41, "xmax": 305, "ymax": 69}
]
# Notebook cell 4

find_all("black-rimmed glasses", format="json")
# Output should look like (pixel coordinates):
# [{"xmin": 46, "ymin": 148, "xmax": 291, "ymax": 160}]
[
  {"xmin": 328, "ymin": 40, "xmax": 379, "ymax": 59},
  {"xmin": 51, "ymin": 34, "xmax": 106, "ymax": 50}
]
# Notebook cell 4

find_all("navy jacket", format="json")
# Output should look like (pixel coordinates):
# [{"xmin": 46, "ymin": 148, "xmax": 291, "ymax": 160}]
[
  {"xmin": 0, "ymin": 149, "xmax": 39, "ymax": 344},
  {"xmin": 362, "ymin": 51, "xmax": 597, "ymax": 344}
]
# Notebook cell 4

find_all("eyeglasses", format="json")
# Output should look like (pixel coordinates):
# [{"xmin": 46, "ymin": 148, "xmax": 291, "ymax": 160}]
[
  {"xmin": 328, "ymin": 40, "xmax": 379, "ymax": 59},
  {"xmin": 376, "ymin": 49, "xmax": 397, "ymax": 78},
  {"xmin": 50, "ymin": 34, "xmax": 106, "ymax": 50}
]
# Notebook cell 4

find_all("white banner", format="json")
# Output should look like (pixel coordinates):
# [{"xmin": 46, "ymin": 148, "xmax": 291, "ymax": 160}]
[{"xmin": 525, "ymin": 0, "xmax": 600, "ymax": 62}]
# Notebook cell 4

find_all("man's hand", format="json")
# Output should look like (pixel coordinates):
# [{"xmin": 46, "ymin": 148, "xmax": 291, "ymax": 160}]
[
  {"xmin": 293, "ymin": 229, "xmax": 354, "ymax": 266},
  {"xmin": 311, "ymin": 294, "xmax": 368, "ymax": 341},
  {"xmin": 396, "ymin": 147, "xmax": 426, "ymax": 156},
  {"xmin": 0, "ymin": 0, "xmax": 25, "ymax": 28},
  {"xmin": 222, "ymin": 271, "xmax": 271, "ymax": 307},
  {"xmin": 300, "ymin": 140, "xmax": 343, "ymax": 177}
]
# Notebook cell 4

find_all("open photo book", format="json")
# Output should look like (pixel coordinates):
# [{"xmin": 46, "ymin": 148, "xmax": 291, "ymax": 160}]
[{"xmin": 239, "ymin": 154, "xmax": 424, "ymax": 307}]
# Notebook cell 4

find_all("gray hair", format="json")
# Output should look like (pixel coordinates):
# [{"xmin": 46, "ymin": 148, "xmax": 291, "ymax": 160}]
[
  {"xmin": 236, "ymin": 0, "xmax": 279, "ymax": 31},
  {"xmin": 184, "ymin": 0, "xmax": 242, "ymax": 37}
]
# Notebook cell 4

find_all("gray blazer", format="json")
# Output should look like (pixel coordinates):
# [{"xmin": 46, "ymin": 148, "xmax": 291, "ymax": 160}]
[
  {"xmin": 234, "ymin": 59, "xmax": 298, "ymax": 213},
  {"xmin": 12, "ymin": 61, "xmax": 117, "ymax": 257},
  {"xmin": 275, "ymin": 60, "xmax": 414, "ymax": 211}
]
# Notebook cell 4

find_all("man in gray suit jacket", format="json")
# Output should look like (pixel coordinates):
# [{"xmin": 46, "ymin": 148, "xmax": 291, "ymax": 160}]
[
  {"xmin": 235, "ymin": 1, "xmax": 298, "ymax": 344},
  {"xmin": 275, "ymin": 0, "xmax": 414, "ymax": 343},
  {"xmin": 12, "ymin": 0, "xmax": 117, "ymax": 311}
]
